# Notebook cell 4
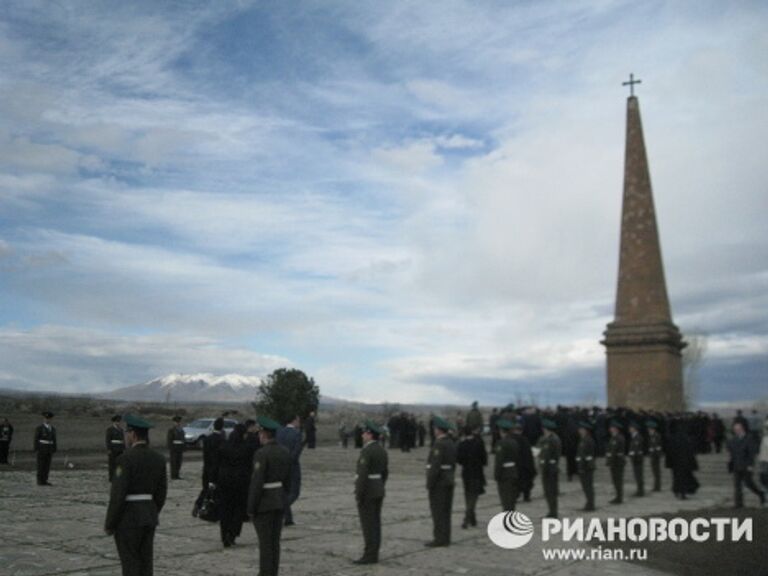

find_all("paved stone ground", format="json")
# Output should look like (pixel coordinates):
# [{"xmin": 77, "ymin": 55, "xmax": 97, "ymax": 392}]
[{"xmin": 0, "ymin": 446, "xmax": 755, "ymax": 576}]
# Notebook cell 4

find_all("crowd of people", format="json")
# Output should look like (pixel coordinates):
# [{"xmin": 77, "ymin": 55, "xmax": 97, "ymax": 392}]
[{"xmin": 1, "ymin": 403, "xmax": 766, "ymax": 576}]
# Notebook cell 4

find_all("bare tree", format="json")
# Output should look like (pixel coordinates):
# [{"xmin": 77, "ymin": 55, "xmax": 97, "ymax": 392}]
[{"xmin": 683, "ymin": 332, "xmax": 708, "ymax": 409}]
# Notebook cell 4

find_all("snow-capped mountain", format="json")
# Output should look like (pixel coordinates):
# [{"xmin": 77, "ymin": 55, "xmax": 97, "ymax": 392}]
[{"xmin": 104, "ymin": 373, "xmax": 264, "ymax": 403}]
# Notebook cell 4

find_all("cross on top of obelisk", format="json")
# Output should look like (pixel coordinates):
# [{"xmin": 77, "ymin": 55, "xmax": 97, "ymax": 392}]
[{"xmin": 622, "ymin": 73, "xmax": 642, "ymax": 96}]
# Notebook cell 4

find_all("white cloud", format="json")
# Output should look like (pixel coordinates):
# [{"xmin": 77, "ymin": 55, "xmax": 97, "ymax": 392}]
[
  {"xmin": 0, "ymin": 1, "xmax": 766, "ymax": 404},
  {"xmin": 0, "ymin": 325, "xmax": 288, "ymax": 393}
]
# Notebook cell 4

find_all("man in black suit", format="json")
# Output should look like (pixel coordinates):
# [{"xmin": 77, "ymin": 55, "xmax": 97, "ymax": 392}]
[
  {"xmin": 728, "ymin": 421, "xmax": 765, "ymax": 508},
  {"xmin": 276, "ymin": 415, "xmax": 303, "ymax": 526}
]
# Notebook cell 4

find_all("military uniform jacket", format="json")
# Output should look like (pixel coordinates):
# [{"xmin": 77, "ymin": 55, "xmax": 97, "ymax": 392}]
[
  {"xmin": 466, "ymin": 408, "xmax": 483, "ymax": 431},
  {"xmin": 494, "ymin": 436, "xmax": 520, "ymax": 482},
  {"xmin": 247, "ymin": 441, "xmax": 291, "ymax": 515},
  {"xmin": 426, "ymin": 436, "xmax": 457, "ymax": 491},
  {"xmin": 628, "ymin": 433, "xmax": 644, "ymax": 464},
  {"xmin": 104, "ymin": 444, "xmax": 168, "ymax": 532},
  {"xmin": 576, "ymin": 434, "xmax": 596, "ymax": 472},
  {"xmin": 356, "ymin": 440, "xmax": 388, "ymax": 501},
  {"xmin": 606, "ymin": 434, "xmax": 626, "ymax": 468},
  {"xmin": 106, "ymin": 425, "xmax": 125, "ymax": 453},
  {"xmin": 537, "ymin": 433, "xmax": 561, "ymax": 474},
  {"xmin": 648, "ymin": 432, "xmax": 663, "ymax": 459},
  {"xmin": 167, "ymin": 427, "xmax": 185, "ymax": 451},
  {"xmin": 34, "ymin": 424, "xmax": 57, "ymax": 454},
  {"xmin": 0, "ymin": 424, "xmax": 13, "ymax": 442}
]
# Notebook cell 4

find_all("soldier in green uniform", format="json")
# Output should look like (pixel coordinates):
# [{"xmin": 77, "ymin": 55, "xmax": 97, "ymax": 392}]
[
  {"xmin": 105, "ymin": 414, "xmax": 168, "ymax": 576},
  {"xmin": 647, "ymin": 420, "xmax": 663, "ymax": 492},
  {"xmin": 353, "ymin": 420, "xmax": 389, "ymax": 565},
  {"xmin": 425, "ymin": 416, "xmax": 457, "ymax": 547},
  {"xmin": 576, "ymin": 421, "xmax": 596, "ymax": 511},
  {"xmin": 166, "ymin": 416, "xmax": 185, "ymax": 480},
  {"xmin": 494, "ymin": 418, "xmax": 520, "ymax": 511},
  {"xmin": 34, "ymin": 411, "xmax": 57, "ymax": 486},
  {"xmin": 0, "ymin": 417, "xmax": 13, "ymax": 464},
  {"xmin": 537, "ymin": 419, "xmax": 561, "ymax": 518},
  {"xmin": 106, "ymin": 414, "xmax": 126, "ymax": 482},
  {"xmin": 465, "ymin": 401, "xmax": 484, "ymax": 432},
  {"xmin": 628, "ymin": 422, "xmax": 645, "ymax": 497},
  {"xmin": 247, "ymin": 416, "xmax": 291, "ymax": 576},
  {"xmin": 606, "ymin": 420, "xmax": 626, "ymax": 504}
]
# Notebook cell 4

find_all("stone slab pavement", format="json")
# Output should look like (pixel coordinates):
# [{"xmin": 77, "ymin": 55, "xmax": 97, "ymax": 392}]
[{"xmin": 0, "ymin": 445, "xmax": 740, "ymax": 576}]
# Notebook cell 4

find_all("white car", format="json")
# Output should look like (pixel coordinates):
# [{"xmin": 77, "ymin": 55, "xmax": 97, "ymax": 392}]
[{"xmin": 183, "ymin": 418, "xmax": 238, "ymax": 448}]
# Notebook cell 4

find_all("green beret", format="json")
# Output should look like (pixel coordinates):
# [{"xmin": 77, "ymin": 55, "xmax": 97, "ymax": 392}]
[
  {"xmin": 542, "ymin": 418, "xmax": 557, "ymax": 431},
  {"xmin": 257, "ymin": 415, "xmax": 280, "ymax": 431},
  {"xmin": 432, "ymin": 415, "xmax": 454, "ymax": 431},
  {"xmin": 124, "ymin": 414, "xmax": 153, "ymax": 430},
  {"xmin": 363, "ymin": 419, "xmax": 382, "ymax": 435},
  {"xmin": 496, "ymin": 418, "xmax": 514, "ymax": 430}
]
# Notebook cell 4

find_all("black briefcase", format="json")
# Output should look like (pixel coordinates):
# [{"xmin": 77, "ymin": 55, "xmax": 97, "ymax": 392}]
[{"xmin": 197, "ymin": 487, "xmax": 219, "ymax": 522}]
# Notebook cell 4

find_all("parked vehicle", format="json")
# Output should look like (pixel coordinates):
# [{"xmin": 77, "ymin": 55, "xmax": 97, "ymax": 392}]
[{"xmin": 184, "ymin": 418, "xmax": 238, "ymax": 448}]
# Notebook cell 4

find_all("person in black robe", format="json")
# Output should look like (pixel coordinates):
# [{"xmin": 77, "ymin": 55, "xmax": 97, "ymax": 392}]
[
  {"xmin": 456, "ymin": 426, "xmax": 487, "ymax": 528},
  {"xmin": 665, "ymin": 419, "xmax": 699, "ymax": 499},
  {"xmin": 194, "ymin": 417, "xmax": 226, "ymax": 514},
  {"xmin": 217, "ymin": 424, "xmax": 253, "ymax": 547}
]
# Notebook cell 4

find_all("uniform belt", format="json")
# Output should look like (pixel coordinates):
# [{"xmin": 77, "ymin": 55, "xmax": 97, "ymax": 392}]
[
  {"xmin": 585, "ymin": 457, "xmax": 593, "ymax": 461},
  {"xmin": 172, "ymin": 441, "xmax": 184, "ymax": 444},
  {"xmin": 263, "ymin": 481, "xmax": 282, "ymax": 489},
  {"xmin": 38, "ymin": 440, "xmax": 54, "ymax": 444},
  {"xmin": 110, "ymin": 440, "xmax": 124, "ymax": 444},
  {"xmin": 125, "ymin": 494, "xmax": 152, "ymax": 502},
  {"xmin": 502, "ymin": 462, "xmax": 516, "ymax": 468},
  {"xmin": 367, "ymin": 474, "xmax": 382, "ymax": 479},
  {"xmin": 440, "ymin": 465, "xmax": 453, "ymax": 470}
]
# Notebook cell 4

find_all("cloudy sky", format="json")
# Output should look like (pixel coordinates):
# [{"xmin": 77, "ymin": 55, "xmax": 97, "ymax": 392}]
[{"xmin": 1, "ymin": 1, "xmax": 766, "ymax": 405}]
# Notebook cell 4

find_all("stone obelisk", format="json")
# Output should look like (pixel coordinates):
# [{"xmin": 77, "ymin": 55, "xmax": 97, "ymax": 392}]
[{"xmin": 602, "ymin": 81, "xmax": 686, "ymax": 410}]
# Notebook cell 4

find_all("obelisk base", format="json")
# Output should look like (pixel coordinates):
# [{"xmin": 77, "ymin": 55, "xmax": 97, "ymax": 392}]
[{"xmin": 602, "ymin": 322, "xmax": 686, "ymax": 411}]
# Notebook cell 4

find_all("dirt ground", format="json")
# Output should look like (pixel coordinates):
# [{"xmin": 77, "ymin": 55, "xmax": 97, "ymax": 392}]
[{"xmin": 2, "ymin": 428, "xmax": 765, "ymax": 576}]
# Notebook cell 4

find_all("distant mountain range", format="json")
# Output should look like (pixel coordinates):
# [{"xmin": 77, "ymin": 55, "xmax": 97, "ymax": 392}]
[
  {"xmin": 101, "ymin": 373, "xmax": 355, "ymax": 406},
  {"xmin": 102, "ymin": 373, "xmax": 264, "ymax": 403}
]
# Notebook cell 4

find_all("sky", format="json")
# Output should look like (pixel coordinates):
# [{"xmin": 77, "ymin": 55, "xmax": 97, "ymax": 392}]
[{"xmin": 0, "ymin": 1, "xmax": 766, "ymax": 406}]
